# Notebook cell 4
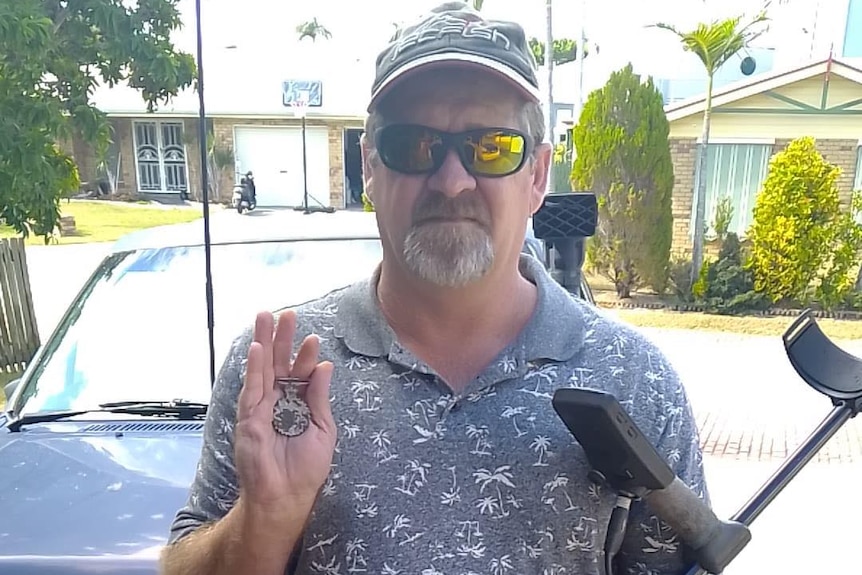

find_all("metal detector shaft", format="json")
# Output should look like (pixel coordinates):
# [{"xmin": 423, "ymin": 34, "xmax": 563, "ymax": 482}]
[{"xmin": 682, "ymin": 401, "xmax": 855, "ymax": 575}]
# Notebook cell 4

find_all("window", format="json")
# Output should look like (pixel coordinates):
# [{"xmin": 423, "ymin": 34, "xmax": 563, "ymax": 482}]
[
  {"xmin": 691, "ymin": 142, "xmax": 772, "ymax": 238},
  {"xmin": 132, "ymin": 120, "xmax": 189, "ymax": 193}
]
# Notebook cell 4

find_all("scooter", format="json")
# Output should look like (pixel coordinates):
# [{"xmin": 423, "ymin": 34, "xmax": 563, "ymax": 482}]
[
  {"xmin": 232, "ymin": 172, "xmax": 257, "ymax": 214},
  {"xmin": 553, "ymin": 308, "xmax": 860, "ymax": 575}
]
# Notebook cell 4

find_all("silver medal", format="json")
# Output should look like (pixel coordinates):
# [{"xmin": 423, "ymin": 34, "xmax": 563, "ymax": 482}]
[{"xmin": 272, "ymin": 378, "xmax": 311, "ymax": 437}]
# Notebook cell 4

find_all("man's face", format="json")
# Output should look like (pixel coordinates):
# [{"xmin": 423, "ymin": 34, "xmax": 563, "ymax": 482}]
[{"xmin": 362, "ymin": 68, "xmax": 551, "ymax": 288}]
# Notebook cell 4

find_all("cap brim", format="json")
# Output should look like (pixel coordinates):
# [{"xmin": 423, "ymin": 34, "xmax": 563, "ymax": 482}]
[{"xmin": 367, "ymin": 52, "xmax": 542, "ymax": 112}]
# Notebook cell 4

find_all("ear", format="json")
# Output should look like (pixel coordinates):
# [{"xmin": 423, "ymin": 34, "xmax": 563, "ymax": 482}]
[{"xmin": 528, "ymin": 142, "xmax": 553, "ymax": 215}]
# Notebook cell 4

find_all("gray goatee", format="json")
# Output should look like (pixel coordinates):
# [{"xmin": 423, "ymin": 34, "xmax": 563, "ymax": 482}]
[{"xmin": 402, "ymin": 194, "xmax": 495, "ymax": 287}]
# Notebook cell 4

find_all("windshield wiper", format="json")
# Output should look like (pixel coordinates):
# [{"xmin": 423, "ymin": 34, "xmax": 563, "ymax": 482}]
[
  {"xmin": 98, "ymin": 400, "xmax": 208, "ymax": 417},
  {"xmin": 5, "ymin": 400, "xmax": 208, "ymax": 432}
]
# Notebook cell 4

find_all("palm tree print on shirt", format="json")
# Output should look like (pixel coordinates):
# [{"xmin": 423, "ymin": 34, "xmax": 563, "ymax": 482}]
[{"xmin": 174, "ymin": 259, "xmax": 709, "ymax": 575}]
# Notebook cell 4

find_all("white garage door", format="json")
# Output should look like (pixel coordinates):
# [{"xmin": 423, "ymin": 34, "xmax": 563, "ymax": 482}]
[{"xmin": 233, "ymin": 125, "xmax": 331, "ymax": 208}]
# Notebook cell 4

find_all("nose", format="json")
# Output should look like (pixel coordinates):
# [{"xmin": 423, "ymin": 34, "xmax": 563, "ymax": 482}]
[{"xmin": 426, "ymin": 148, "xmax": 477, "ymax": 198}]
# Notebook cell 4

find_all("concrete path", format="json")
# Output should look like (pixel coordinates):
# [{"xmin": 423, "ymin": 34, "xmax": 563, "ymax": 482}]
[
  {"xmin": 629, "ymin": 325, "xmax": 862, "ymax": 464},
  {"xmin": 701, "ymin": 455, "xmax": 862, "ymax": 574}
]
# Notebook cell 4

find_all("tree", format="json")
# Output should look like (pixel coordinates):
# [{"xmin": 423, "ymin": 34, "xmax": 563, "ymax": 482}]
[
  {"xmin": 570, "ymin": 64, "xmax": 675, "ymax": 298},
  {"xmin": 528, "ymin": 37, "xmax": 597, "ymax": 67},
  {"xmin": 651, "ymin": 5, "xmax": 770, "ymax": 285},
  {"xmin": 0, "ymin": 0, "xmax": 196, "ymax": 241},
  {"xmin": 296, "ymin": 17, "xmax": 332, "ymax": 42}
]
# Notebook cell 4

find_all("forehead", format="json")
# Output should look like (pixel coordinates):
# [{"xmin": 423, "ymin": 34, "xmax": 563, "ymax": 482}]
[{"xmin": 379, "ymin": 66, "xmax": 524, "ymax": 128}]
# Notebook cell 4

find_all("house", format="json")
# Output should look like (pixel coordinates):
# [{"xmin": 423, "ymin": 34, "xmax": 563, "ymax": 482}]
[
  {"xmin": 665, "ymin": 56, "xmax": 862, "ymax": 256},
  {"xmin": 72, "ymin": 47, "xmax": 374, "ymax": 211}
]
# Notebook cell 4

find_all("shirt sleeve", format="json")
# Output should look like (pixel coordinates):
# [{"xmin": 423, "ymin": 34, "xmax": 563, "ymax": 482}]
[
  {"xmin": 165, "ymin": 327, "xmax": 251, "ymax": 546},
  {"xmin": 613, "ymin": 339, "xmax": 711, "ymax": 575}
]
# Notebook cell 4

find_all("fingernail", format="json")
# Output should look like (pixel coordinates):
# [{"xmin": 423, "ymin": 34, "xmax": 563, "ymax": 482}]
[{"xmin": 275, "ymin": 377, "xmax": 310, "ymax": 386}]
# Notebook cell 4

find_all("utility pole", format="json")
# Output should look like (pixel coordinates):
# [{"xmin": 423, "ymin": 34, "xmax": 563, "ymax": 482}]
[
  {"xmin": 546, "ymin": 0, "xmax": 555, "ymax": 145},
  {"xmin": 569, "ymin": 0, "xmax": 587, "ymax": 174}
]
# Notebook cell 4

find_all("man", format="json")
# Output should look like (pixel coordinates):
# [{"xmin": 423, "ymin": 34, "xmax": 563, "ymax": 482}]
[{"xmin": 159, "ymin": 3, "xmax": 709, "ymax": 575}]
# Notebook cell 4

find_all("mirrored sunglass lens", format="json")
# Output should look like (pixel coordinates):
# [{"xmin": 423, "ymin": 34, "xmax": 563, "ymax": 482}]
[
  {"xmin": 465, "ymin": 130, "xmax": 526, "ymax": 175},
  {"xmin": 381, "ymin": 126, "xmax": 439, "ymax": 172}
]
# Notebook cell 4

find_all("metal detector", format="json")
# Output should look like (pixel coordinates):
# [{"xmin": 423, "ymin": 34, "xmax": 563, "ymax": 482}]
[{"xmin": 553, "ymin": 308, "xmax": 862, "ymax": 575}]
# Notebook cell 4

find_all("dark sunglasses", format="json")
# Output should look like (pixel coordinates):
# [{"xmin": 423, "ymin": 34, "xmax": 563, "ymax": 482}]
[{"xmin": 374, "ymin": 124, "xmax": 533, "ymax": 178}]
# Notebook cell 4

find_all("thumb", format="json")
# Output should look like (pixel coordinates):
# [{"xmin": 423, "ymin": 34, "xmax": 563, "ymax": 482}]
[{"xmin": 305, "ymin": 361, "xmax": 335, "ymax": 434}]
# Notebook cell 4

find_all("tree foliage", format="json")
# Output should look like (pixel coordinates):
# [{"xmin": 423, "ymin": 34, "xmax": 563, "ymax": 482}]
[
  {"xmin": 528, "ymin": 37, "xmax": 596, "ymax": 67},
  {"xmin": 693, "ymin": 233, "xmax": 768, "ymax": 314},
  {"xmin": 747, "ymin": 136, "xmax": 862, "ymax": 309},
  {"xmin": 571, "ymin": 63, "xmax": 674, "ymax": 297},
  {"xmin": 0, "ymin": 0, "xmax": 196, "ymax": 241},
  {"xmin": 651, "ymin": 5, "xmax": 770, "ymax": 284},
  {"xmin": 296, "ymin": 17, "xmax": 332, "ymax": 42},
  {"xmin": 651, "ymin": 7, "xmax": 769, "ymax": 76}
]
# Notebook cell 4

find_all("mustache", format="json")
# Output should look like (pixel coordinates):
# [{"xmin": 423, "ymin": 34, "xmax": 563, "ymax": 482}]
[{"xmin": 412, "ymin": 194, "xmax": 489, "ymax": 224}]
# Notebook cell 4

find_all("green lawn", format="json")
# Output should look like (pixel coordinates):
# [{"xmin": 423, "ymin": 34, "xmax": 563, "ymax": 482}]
[
  {"xmin": 0, "ymin": 369, "xmax": 21, "ymax": 410},
  {"xmin": 586, "ymin": 271, "xmax": 862, "ymax": 340},
  {"xmin": 0, "ymin": 200, "xmax": 204, "ymax": 245},
  {"xmin": 606, "ymin": 307, "xmax": 862, "ymax": 340}
]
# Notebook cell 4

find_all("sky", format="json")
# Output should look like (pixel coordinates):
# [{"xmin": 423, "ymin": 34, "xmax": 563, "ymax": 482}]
[
  {"xmin": 94, "ymin": 0, "xmax": 852, "ymax": 115},
  {"xmin": 179, "ymin": 0, "xmax": 773, "ymax": 73}
]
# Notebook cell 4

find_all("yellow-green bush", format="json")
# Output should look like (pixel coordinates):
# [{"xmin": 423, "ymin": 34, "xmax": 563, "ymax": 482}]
[
  {"xmin": 361, "ymin": 191, "xmax": 374, "ymax": 212},
  {"xmin": 747, "ymin": 136, "xmax": 862, "ymax": 309}
]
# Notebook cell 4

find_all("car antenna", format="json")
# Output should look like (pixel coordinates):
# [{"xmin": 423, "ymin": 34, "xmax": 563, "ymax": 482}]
[{"xmin": 193, "ymin": 0, "xmax": 217, "ymax": 388}]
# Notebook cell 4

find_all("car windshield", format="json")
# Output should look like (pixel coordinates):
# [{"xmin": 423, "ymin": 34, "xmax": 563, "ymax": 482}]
[{"xmin": 14, "ymin": 238, "xmax": 384, "ymax": 416}]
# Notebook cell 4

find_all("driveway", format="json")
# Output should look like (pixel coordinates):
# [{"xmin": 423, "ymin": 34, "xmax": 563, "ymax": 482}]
[
  {"xmin": 629, "ymin": 325, "xmax": 862, "ymax": 463},
  {"xmin": 702, "ymin": 454, "xmax": 861, "ymax": 574}
]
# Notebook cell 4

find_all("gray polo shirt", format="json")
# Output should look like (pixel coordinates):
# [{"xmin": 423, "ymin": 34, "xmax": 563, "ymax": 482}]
[{"xmin": 168, "ymin": 254, "xmax": 709, "ymax": 575}]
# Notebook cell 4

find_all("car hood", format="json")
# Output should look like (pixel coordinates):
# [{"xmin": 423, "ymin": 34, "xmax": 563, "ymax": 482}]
[{"xmin": 0, "ymin": 418, "xmax": 203, "ymax": 572}]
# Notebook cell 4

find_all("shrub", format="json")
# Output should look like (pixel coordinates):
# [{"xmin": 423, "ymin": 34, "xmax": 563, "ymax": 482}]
[
  {"xmin": 711, "ymin": 195, "xmax": 734, "ymax": 244},
  {"xmin": 695, "ymin": 232, "xmax": 767, "ymax": 314},
  {"xmin": 691, "ymin": 259, "xmax": 710, "ymax": 301},
  {"xmin": 571, "ymin": 63, "xmax": 674, "ymax": 297},
  {"xmin": 747, "ymin": 136, "xmax": 862, "ymax": 309},
  {"xmin": 361, "ymin": 191, "xmax": 374, "ymax": 212},
  {"xmin": 668, "ymin": 257, "xmax": 695, "ymax": 301}
]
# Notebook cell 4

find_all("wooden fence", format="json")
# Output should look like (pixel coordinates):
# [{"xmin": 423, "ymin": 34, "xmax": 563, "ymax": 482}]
[{"xmin": 0, "ymin": 238, "xmax": 39, "ymax": 373}]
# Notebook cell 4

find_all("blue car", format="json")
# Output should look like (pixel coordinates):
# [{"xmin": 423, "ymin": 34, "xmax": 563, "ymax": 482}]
[{"xmin": 0, "ymin": 209, "xmax": 592, "ymax": 574}]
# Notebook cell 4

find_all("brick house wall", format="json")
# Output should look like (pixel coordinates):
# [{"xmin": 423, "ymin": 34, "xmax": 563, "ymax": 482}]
[
  {"xmin": 669, "ymin": 138, "xmax": 698, "ymax": 258},
  {"xmin": 88, "ymin": 116, "xmax": 366, "ymax": 206},
  {"xmin": 668, "ymin": 136, "xmax": 862, "ymax": 258},
  {"xmin": 113, "ymin": 119, "xmax": 136, "ymax": 194}
]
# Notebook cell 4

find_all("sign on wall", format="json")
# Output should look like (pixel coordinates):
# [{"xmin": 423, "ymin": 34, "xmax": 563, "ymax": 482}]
[{"xmin": 282, "ymin": 80, "xmax": 323, "ymax": 107}]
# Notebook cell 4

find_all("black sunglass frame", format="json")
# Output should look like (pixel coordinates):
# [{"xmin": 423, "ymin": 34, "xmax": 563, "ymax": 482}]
[{"xmin": 374, "ymin": 123, "xmax": 534, "ymax": 178}]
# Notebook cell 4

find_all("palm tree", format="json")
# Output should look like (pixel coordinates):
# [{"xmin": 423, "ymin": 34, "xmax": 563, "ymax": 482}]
[
  {"xmin": 296, "ymin": 17, "xmax": 332, "ymax": 42},
  {"xmin": 651, "ymin": 6, "xmax": 770, "ymax": 284}
]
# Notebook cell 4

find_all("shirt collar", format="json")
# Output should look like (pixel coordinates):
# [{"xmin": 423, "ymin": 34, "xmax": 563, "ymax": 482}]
[{"xmin": 333, "ymin": 254, "xmax": 588, "ymax": 363}]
